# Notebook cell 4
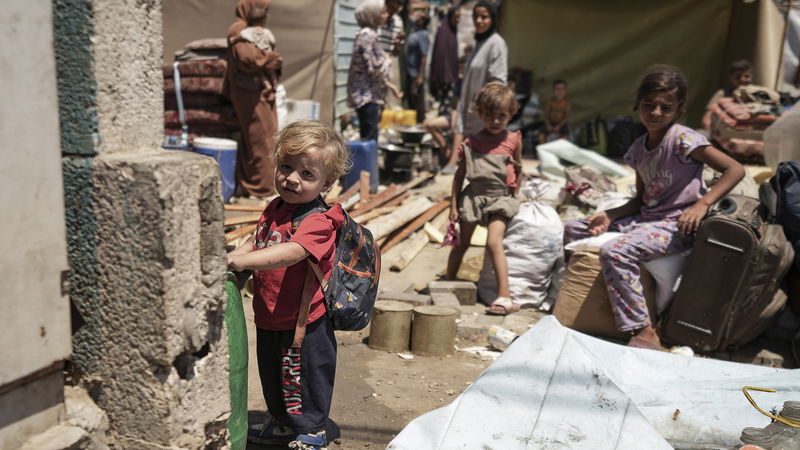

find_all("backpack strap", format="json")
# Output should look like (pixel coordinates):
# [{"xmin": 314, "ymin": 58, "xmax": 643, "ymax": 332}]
[
  {"xmin": 290, "ymin": 199, "xmax": 333, "ymax": 347},
  {"xmin": 292, "ymin": 262, "xmax": 317, "ymax": 348},
  {"xmin": 291, "ymin": 261, "xmax": 328, "ymax": 348}
]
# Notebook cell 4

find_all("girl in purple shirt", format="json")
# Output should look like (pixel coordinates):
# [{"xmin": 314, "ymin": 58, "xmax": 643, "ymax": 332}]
[{"xmin": 564, "ymin": 66, "xmax": 744, "ymax": 350}]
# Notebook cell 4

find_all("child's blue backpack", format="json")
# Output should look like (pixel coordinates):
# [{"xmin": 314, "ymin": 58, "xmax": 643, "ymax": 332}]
[{"xmin": 291, "ymin": 199, "xmax": 381, "ymax": 344}]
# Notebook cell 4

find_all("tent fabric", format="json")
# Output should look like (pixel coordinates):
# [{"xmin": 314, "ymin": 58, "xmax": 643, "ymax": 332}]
[
  {"xmin": 500, "ymin": 0, "xmax": 733, "ymax": 127},
  {"xmin": 162, "ymin": 0, "xmax": 335, "ymax": 122},
  {"xmin": 389, "ymin": 316, "xmax": 798, "ymax": 449}
]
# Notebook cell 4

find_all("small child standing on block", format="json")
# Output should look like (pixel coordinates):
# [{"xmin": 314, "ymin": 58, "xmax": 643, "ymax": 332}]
[
  {"xmin": 446, "ymin": 83, "xmax": 523, "ymax": 315},
  {"xmin": 227, "ymin": 120, "xmax": 352, "ymax": 450},
  {"xmin": 563, "ymin": 66, "xmax": 744, "ymax": 350},
  {"xmin": 538, "ymin": 79, "xmax": 571, "ymax": 144}
]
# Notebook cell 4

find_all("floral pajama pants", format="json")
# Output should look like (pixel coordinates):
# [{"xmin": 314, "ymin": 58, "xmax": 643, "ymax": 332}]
[{"xmin": 564, "ymin": 216, "xmax": 693, "ymax": 332}]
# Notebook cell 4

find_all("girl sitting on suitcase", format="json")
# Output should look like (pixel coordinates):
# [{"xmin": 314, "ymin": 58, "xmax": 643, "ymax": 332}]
[{"xmin": 564, "ymin": 66, "xmax": 744, "ymax": 350}]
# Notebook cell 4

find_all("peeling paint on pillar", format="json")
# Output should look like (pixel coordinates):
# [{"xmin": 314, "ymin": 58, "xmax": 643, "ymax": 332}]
[{"xmin": 53, "ymin": 0, "xmax": 98, "ymax": 156}]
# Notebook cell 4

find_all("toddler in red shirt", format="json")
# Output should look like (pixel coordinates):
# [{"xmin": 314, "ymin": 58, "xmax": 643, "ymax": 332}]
[{"xmin": 227, "ymin": 120, "xmax": 351, "ymax": 450}]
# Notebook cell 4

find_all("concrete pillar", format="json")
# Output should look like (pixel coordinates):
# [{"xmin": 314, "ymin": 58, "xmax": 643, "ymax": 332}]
[
  {"xmin": 54, "ymin": 0, "xmax": 231, "ymax": 448},
  {"xmin": 0, "ymin": 0, "xmax": 70, "ymax": 448}
]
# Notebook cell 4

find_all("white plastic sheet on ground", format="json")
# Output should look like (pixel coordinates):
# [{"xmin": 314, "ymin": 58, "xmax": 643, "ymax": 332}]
[
  {"xmin": 388, "ymin": 316, "xmax": 799, "ymax": 449},
  {"xmin": 537, "ymin": 139, "xmax": 630, "ymax": 179}
]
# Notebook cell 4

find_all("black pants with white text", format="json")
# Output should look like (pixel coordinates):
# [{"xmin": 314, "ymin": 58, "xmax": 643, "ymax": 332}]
[{"xmin": 256, "ymin": 316, "xmax": 337, "ymax": 434}]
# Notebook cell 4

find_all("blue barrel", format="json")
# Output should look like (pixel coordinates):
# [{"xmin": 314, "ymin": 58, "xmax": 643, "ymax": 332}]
[
  {"xmin": 344, "ymin": 140, "xmax": 379, "ymax": 191},
  {"xmin": 193, "ymin": 137, "xmax": 237, "ymax": 203}
]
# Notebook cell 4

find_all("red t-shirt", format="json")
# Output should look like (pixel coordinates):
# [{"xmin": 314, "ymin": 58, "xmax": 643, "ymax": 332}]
[
  {"xmin": 458, "ymin": 130, "xmax": 521, "ymax": 188},
  {"xmin": 251, "ymin": 198, "xmax": 345, "ymax": 330}
]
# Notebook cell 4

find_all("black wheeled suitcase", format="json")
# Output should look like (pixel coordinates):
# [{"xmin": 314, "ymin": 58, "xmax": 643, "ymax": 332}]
[{"xmin": 661, "ymin": 195, "xmax": 794, "ymax": 351}]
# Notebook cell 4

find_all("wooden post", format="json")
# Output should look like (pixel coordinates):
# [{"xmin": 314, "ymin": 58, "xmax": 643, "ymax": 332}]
[{"xmin": 359, "ymin": 170, "xmax": 371, "ymax": 204}]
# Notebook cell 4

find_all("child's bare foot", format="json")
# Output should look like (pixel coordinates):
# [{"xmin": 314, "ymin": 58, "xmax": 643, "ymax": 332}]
[{"xmin": 627, "ymin": 326, "xmax": 661, "ymax": 350}]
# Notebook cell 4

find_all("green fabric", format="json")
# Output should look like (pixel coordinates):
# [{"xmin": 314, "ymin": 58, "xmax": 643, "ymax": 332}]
[
  {"xmin": 225, "ymin": 272, "xmax": 248, "ymax": 450},
  {"xmin": 502, "ymin": 0, "xmax": 732, "ymax": 127}
]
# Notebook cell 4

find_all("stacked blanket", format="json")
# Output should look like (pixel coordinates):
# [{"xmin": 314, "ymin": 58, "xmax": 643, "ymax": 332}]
[
  {"xmin": 163, "ymin": 57, "xmax": 239, "ymax": 140},
  {"xmin": 710, "ymin": 97, "xmax": 779, "ymax": 165}
]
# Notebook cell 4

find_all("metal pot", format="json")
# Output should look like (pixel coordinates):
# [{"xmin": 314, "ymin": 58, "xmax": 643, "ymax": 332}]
[{"xmin": 396, "ymin": 126, "xmax": 426, "ymax": 145}]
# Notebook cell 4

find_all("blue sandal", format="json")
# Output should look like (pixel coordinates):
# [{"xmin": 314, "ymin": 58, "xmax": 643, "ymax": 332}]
[{"xmin": 289, "ymin": 431, "xmax": 327, "ymax": 450}]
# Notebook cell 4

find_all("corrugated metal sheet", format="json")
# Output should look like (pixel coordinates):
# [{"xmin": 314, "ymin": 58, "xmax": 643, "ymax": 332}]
[{"xmin": 334, "ymin": 0, "xmax": 361, "ymax": 117}]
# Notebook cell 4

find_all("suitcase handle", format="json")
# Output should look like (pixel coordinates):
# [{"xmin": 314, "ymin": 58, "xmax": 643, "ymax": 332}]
[{"xmin": 710, "ymin": 196, "xmax": 764, "ymax": 236}]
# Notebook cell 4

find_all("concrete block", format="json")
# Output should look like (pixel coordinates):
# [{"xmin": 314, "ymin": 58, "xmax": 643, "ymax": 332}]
[
  {"xmin": 21, "ymin": 424, "xmax": 88, "ymax": 450},
  {"xmin": 731, "ymin": 348, "xmax": 785, "ymax": 368},
  {"xmin": 379, "ymin": 279, "xmax": 415, "ymax": 294},
  {"xmin": 431, "ymin": 293, "xmax": 461, "ymax": 314},
  {"xmin": 70, "ymin": 152, "xmax": 229, "ymax": 449},
  {"xmin": 428, "ymin": 280, "xmax": 477, "ymax": 305},
  {"xmin": 456, "ymin": 312, "xmax": 486, "ymax": 341},
  {"xmin": 378, "ymin": 291, "xmax": 432, "ymax": 307}
]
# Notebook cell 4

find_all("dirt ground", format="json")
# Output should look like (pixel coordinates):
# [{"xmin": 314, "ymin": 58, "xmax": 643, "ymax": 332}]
[{"xmin": 244, "ymin": 243, "xmax": 497, "ymax": 450}]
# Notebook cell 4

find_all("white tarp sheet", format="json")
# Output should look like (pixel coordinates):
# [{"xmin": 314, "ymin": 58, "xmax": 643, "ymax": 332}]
[{"xmin": 388, "ymin": 316, "xmax": 799, "ymax": 449}]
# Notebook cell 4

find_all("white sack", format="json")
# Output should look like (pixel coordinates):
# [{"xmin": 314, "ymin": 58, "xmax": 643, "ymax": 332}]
[{"xmin": 478, "ymin": 183, "xmax": 564, "ymax": 307}]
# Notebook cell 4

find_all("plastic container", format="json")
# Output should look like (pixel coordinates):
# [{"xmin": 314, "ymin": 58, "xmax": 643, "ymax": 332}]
[
  {"xmin": 344, "ymin": 140, "xmax": 379, "ymax": 191},
  {"xmin": 379, "ymin": 109, "xmax": 396, "ymax": 129},
  {"xmin": 225, "ymin": 272, "xmax": 248, "ymax": 450},
  {"xmin": 193, "ymin": 137, "xmax": 237, "ymax": 203},
  {"xmin": 487, "ymin": 325, "xmax": 518, "ymax": 351}
]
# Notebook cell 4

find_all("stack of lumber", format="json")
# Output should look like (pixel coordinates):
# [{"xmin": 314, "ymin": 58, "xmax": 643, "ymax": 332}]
[{"xmin": 223, "ymin": 171, "xmax": 450, "ymax": 271}]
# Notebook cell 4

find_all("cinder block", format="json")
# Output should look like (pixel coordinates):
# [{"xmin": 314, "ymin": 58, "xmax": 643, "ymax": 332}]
[
  {"xmin": 428, "ymin": 280, "xmax": 477, "ymax": 305},
  {"xmin": 431, "ymin": 293, "xmax": 461, "ymax": 314},
  {"xmin": 378, "ymin": 291, "xmax": 432, "ymax": 307},
  {"xmin": 378, "ymin": 279, "xmax": 415, "ymax": 294}
]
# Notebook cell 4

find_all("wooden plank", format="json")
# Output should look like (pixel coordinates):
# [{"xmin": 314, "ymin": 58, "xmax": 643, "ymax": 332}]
[
  {"xmin": 224, "ymin": 204, "xmax": 265, "ymax": 212},
  {"xmin": 349, "ymin": 184, "xmax": 399, "ymax": 216},
  {"xmin": 381, "ymin": 192, "xmax": 410, "ymax": 208},
  {"xmin": 225, "ymin": 224, "xmax": 257, "ymax": 243},
  {"xmin": 351, "ymin": 173, "xmax": 434, "ymax": 215},
  {"xmin": 324, "ymin": 183, "xmax": 343, "ymax": 203},
  {"xmin": 389, "ymin": 232, "xmax": 430, "ymax": 271},
  {"xmin": 367, "ymin": 197, "xmax": 433, "ymax": 241},
  {"xmin": 380, "ymin": 200, "xmax": 450, "ymax": 253},
  {"xmin": 332, "ymin": 179, "xmax": 361, "ymax": 204},
  {"xmin": 353, "ymin": 206, "xmax": 399, "ymax": 225},
  {"xmin": 223, "ymin": 213, "xmax": 262, "ymax": 227}
]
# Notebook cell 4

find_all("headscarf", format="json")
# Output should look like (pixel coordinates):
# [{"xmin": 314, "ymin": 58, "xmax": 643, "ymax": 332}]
[
  {"xmin": 355, "ymin": 0, "xmax": 385, "ymax": 29},
  {"xmin": 430, "ymin": 6, "xmax": 459, "ymax": 85},
  {"xmin": 473, "ymin": 0, "xmax": 497, "ymax": 42},
  {"xmin": 229, "ymin": 0, "xmax": 272, "ymax": 39}
]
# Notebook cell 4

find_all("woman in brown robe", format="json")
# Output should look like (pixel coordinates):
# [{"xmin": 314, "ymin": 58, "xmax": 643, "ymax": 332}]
[{"xmin": 223, "ymin": 0, "xmax": 282, "ymax": 198}]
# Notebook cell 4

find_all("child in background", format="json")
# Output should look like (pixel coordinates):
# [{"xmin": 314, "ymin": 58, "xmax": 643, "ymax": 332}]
[
  {"xmin": 446, "ymin": 83, "xmax": 523, "ymax": 315},
  {"xmin": 237, "ymin": 5, "xmax": 279, "ymax": 96},
  {"xmin": 538, "ymin": 79, "xmax": 571, "ymax": 144},
  {"xmin": 701, "ymin": 59, "xmax": 753, "ymax": 132},
  {"xmin": 227, "ymin": 120, "xmax": 351, "ymax": 450},
  {"xmin": 563, "ymin": 66, "xmax": 744, "ymax": 350}
]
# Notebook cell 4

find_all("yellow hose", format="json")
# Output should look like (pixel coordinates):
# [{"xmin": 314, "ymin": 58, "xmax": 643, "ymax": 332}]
[{"xmin": 742, "ymin": 386, "xmax": 800, "ymax": 428}]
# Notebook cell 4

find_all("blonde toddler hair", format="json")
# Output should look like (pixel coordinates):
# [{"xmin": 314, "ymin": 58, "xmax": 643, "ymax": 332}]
[
  {"xmin": 273, "ymin": 120, "xmax": 352, "ymax": 184},
  {"xmin": 474, "ymin": 82, "xmax": 519, "ymax": 117}
]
